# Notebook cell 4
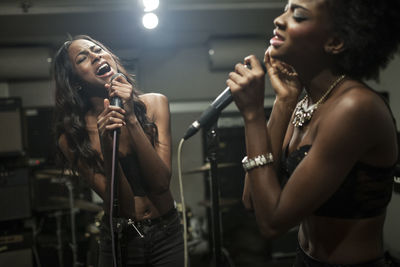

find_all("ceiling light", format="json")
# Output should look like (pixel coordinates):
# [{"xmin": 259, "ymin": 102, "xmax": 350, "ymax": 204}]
[
  {"xmin": 142, "ymin": 13, "xmax": 159, "ymax": 29},
  {"xmin": 142, "ymin": 0, "xmax": 159, "ymax": 12}
]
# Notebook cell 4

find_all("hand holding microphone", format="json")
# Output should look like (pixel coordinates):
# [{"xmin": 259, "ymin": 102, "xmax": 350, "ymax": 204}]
[
  {"xmin": 226, "ymin": 55, "xmax": 268, "ymax": 121},
  {"xmin": 183, "ymin": 57, "xmax": 266, "ymax": 140},
  {"xmin": 101, "ymin": 73, "xmax": 129, "ymax": 136},
  {"xmin": 107, "ymin": 72, "xmax": 137, "ymax": 119},
  {"xmin": 109, "ymin": 73, "xmax": 127, "ymax": 109}
]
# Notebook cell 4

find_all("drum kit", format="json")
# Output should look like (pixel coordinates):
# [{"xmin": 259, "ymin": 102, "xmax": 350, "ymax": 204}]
[
  {"xmin": 32, "ymin": 168, "xmax": 102, "ymax": 267},
  {"xmin": 30, "ymin": 161, "xmax": 239, "ymax": 266},
  {"xmin": 183, "ymin": 161, "xmax": 240, "ymax": 209},
  {"xmin": 182, "ymin": 160, "xmax": 239, "ymax": 267}
]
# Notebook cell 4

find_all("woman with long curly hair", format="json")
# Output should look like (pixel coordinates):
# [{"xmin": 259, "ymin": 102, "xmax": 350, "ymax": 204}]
[
  {"xmin": 53, "ymin": 35, "xmax": 183, "ymax": 267},
  {"xmin": 227, "ymin": 0, "xmax": 400, "ymax": 266}
]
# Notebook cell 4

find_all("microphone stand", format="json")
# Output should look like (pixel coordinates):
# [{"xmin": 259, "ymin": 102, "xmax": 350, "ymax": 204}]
[
  {"xmin": 110, "ymin": 128, "xmax": 122, "ymax": 267},
  {"xmin": 205, "ymin": 125, "xmax": 226, "ymax": 267}
]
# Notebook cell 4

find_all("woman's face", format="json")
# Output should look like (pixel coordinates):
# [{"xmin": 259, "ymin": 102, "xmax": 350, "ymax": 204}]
[
  {"xmin": 268, "ymin": 0, "xmax": 333, "ymax": 68},
  {"xmin": 68, "ymin": 39, "xmax": 118, "ymax": 88}
]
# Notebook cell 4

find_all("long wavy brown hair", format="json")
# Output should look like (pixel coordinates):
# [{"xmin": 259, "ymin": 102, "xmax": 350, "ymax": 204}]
[{"xmin": 52, "ymin": 35, "xmax": 158, "ymax": 174}]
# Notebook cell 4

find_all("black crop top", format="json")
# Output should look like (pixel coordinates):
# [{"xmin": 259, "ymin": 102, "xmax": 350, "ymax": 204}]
[
  {"xmin": 279, "ymin": 145, "xmax": 395, "ymax": 218},
  {"xmin": 120, "ymin": 154, "xmax": 147, "ymax": 197}
]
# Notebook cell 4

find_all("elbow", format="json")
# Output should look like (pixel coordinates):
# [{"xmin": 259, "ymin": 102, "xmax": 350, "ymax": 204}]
[
  {"xmin": 156, "ymin": 181, "xmax": 170, "ymax": 194},
  {"xmin": 242, "ymin": 196, "xmax": 254, "ymax": 211},
  {"xmin": 148, "ymin": 183, "xmax": 170, "ymax": 195},
  {"xmin": 257, "ymin": 221, "xmax": 285, "ymax": 240},
  {"xmin": 149, "ymin": 171, "xmax": 171, "ymax": 195},
  {"xmin": 259, "ymin": 226, "xmax": 280, "ymax": 240}
]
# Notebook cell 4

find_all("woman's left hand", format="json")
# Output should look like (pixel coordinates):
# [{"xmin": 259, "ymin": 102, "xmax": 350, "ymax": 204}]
[
  {"xmin": 105, "ymin": 74, "xmax": 135, "ymax": 116},
  {"xmin": 264, "ymin": 47, "xmax": 302, "ymax": 104}
]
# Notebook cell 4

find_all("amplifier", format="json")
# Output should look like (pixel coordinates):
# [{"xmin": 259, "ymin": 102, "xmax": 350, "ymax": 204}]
[
  {"xmin": 0, "ymin": 168, "xmax": 31, "ymax": 222},
  {"xmin": 0, "ymin": 248, "xmax": 33, "ymax": 267},
  {"xmin": 0, "ymin": 230, "xmax": 33, "ymax": 267}
]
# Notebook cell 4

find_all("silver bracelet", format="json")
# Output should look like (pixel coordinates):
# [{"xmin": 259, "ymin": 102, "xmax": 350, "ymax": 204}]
[{"xmin": 242, "ymin": 153, "xmax": 273, "ymax": 172}]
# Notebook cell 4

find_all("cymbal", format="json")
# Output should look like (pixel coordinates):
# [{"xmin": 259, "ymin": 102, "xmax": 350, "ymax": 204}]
[
  {"xmin": 35, "ymin": 168, "xmax": 76, "ymax": 179},
  {"xmin": 198, "ymin": 198, "xmax": 240, "ymax": 208},
  {"xmin": 183, "ymin": 162, "xmax": 237, "ymax": 174},
  {"xmin": 49, "ymin": 197, "xmax": 102, "ymax": 213}
]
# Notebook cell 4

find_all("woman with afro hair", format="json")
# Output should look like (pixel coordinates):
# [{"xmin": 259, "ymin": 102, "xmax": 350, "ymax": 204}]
[{"xmin": 227, "ymin": 0, "xmax": 400, "ymax": 266}]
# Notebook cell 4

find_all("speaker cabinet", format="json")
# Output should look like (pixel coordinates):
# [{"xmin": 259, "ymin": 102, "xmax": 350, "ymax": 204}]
[
  {"xmin": 0, "ymin": 248, "xmax": 33, "ymax": 267},
  {"xmin": 0, "ymin": 97, "xmax": 25, "ymax": 157},
  {"xmin": 0, "ymin": 230, "xmax": 33, "ymax": 267},
  {"xmin": 0, "ymin": 168, "xmax": 31, "ymax": 222},
  {"xmin": 23, "ymin": 106, "xmax": 56, "ymax": 165}
]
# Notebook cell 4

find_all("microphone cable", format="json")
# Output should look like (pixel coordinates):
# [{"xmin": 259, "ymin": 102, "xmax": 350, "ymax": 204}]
[
  {"xmin": 110, "ymin": 129, "xmax": 119, "ymax": 267},
  {"xmin": 177, "ymin": 138, "xmax": 189, "ymax": 267}
]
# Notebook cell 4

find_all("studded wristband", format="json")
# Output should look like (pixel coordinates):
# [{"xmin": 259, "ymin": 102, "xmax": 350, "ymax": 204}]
[{"xmin": 242, "ymin": 153, "xmax": 273, "ymax": 172}]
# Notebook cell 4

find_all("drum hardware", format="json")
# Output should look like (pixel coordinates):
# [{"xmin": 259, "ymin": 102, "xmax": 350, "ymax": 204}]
[
  {"xmin": 32, "ymin": 168, "xmax": 101, "ymax": 267},
  {"xmin": 183, "ymin": 162, "xmax": 237, "ymax": 175},
  {"xmin": 49, "ymin": 197, "xmax": 102, "ymax": 213},
  {"xmin": 176, "ymin": 203, "xmax": 209, "ymax": 256},
  {"xmin": 176, "ymin": 203, "xmax": 194, "ymax": 239},
  {"xmin": 42, "ymin": 173, "xmax": 84, "ymax": 267},
  {"xmin": 198, "ymin": 198, "xmax": 239, "ymax": 208},
  {"xmin": 84, "ymin": 210, "xmax": 103, "ymax": 267},
  {"xmin": 47, "ymin": 210, "xmax": 66, "ymax": 267},
  {"xmin": 34, "ymin": 169, "xmax": 75, "ymax": 180}
]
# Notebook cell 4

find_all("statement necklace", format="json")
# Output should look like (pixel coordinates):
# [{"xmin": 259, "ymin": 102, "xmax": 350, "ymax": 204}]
[{"xmin": 292, "ymin": 75, "xmax": 346, "ymax": 128}]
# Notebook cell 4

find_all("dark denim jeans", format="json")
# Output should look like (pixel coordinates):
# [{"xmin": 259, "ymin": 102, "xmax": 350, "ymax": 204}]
[{"xmin": 98, "ymin": 209, "xmax": 184, "ymax": 267}]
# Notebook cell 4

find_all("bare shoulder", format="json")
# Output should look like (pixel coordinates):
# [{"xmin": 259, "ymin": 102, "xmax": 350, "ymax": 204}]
[
  {"xmin": 139, "ymin": 93, "xmax": 170, "ymax": 119},
  {"xmin": 139, "ymin": 93, "xmax": 169, "ymax": 107},
  {"xmin": 329, "ymin": 83, "xmax": 392, "ymax": 126},
  {"xmin": 321, "ymin": 82, "xmax": 396, "ymax": 152}
]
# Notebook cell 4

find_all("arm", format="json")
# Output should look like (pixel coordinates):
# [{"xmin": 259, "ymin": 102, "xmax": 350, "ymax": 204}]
[
  {"xmin": 58, "ymin": 133, "xmax": 135, "ymax": 211},
  {"xmin": 125, "ymin": 93, "xmax": 172, "ymax": 195},
  {"xmin": 240, "ymin": 50, "xmax": 301, "ymax": 211},
  {"xmin": 106, "ymin": 75, "xmax": 172, "ymax": 195},
  {"xmin": 264, "ymin": 49, "xmax": 302, "ymax": 170}
]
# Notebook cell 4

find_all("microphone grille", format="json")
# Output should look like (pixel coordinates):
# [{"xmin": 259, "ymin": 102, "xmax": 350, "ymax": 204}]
[{"xmin": 110, "ymin": 73, "xmax": 127, "ymax": 82}]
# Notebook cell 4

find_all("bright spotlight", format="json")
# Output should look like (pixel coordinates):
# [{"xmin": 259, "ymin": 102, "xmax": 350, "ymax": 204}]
[
  {"xmin": 143, "ymin": 0, "xmax": 159, "ymax": 12},
  {"xmin": 142, "ymin": 13, "xmax": 159, "ymax": 29}
]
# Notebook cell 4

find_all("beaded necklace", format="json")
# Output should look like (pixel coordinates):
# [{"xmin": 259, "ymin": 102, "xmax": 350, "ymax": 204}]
[{"xmin": 292, "ymin": 75, "xmax": 346, "ymax": 128}]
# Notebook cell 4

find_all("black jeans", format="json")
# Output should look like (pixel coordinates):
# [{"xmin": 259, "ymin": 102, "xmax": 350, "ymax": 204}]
[
  {"xmin": 293, "ymin": 245, "xmax": 388, "ymax": 267},
  {"xmin": 98, "ymin": 208, "xmax": 184, "ymax": 267}
]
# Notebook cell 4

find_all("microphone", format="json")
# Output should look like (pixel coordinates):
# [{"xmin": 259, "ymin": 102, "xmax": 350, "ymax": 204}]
[
  {"xmin": 109, "ymin": 73, "xmax": 126, "ymax": 108},
  {"xmin": 182, "ymin": 64, "xmax": 266, "ymax": 140}
]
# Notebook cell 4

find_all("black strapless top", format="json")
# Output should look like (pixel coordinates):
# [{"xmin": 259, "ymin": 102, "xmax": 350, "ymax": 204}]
[
  {"xmin": 120, "ymin": 153, "xmax": 147, "ymax": 197},
  {"xmin": 280, "ymin": 145, "xmax": 395, "ymax": 218}
]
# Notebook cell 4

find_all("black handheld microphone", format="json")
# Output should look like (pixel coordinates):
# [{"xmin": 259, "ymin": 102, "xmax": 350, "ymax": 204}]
[
  {"xmin": 183, "ymin": 87, "xmax": 232, "ymax": 140},
  {"xmin": 109, "ymin": 73, "xmax": 126, "ymax": 108},
  {"xmin": 182, "ymin": 64, "xmax": 266, "ymax": 140}
]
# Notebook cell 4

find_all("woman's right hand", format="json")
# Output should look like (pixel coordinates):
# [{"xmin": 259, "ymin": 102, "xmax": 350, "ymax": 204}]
[
  {"xmin": 97, "ymin": 98, "xmax": 126, "ymax": 150},
  {"xmin": 265, "ymin": 47, "xmax": 302, "ymax": 104}
]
